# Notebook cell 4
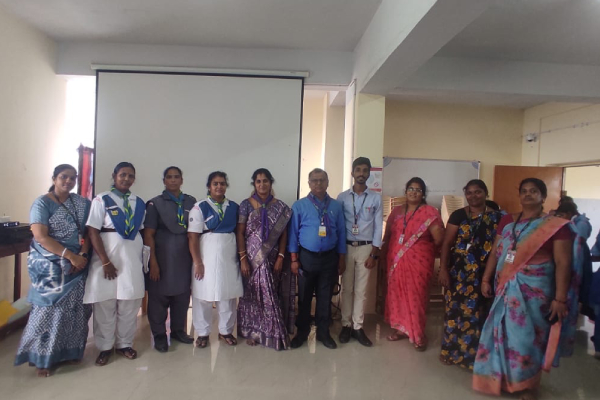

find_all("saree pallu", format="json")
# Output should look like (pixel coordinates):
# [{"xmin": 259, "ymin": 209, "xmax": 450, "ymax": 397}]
[
  {"xmin": 442, "ymin": 210, "xmax": 501, "ymax": 369},
  {"xmin": 237, "ymin": 199, "xmax": 293, "ymax": 350},
  {"xmin": 473, "ymin": 216, "xmax": 574, "ymax": 395},
  {"xmin": 385, "ymin": 204, "xmax": 441, "ymax": 346}
]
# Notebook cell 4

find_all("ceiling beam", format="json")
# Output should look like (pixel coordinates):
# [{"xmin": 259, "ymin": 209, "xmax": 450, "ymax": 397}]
[
  {"xmin": 353, "ymin": 0, "xmax": 493, "ymax": 95},
  {"xmin": 398, "ymin": 56, "xmax": 600, "ymax": 99}
]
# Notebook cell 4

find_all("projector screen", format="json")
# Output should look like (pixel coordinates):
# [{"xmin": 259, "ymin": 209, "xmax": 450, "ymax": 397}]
[{"xmin": 94, "ymin": 71, "xmax": 303, "ymax": 206}]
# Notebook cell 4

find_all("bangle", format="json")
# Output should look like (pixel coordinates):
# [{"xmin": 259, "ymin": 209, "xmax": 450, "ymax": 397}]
[
  {"xmin": 238, "ymin": 250, "xmax": 247, "ymax": 255},
  {"xmin": 101, "ymin": 261, "xmax": 111, "ymax": 267},
  {"xmin": 61, "ymin": 248, "xmax": 68, "ymax": 258},
  {"xmin": 554, "ymin": 298, "xmax": 567, "ymax": 304},
  {"xmin": 240, "ymin": 255, "xmax": 248, "ymax": 261},
  {"xmin": 278, "ymin": 253, "xmax": 285, "ymax": 259}
]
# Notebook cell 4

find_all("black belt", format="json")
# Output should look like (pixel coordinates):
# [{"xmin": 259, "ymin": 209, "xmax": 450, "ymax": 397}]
[
  {"xmin": 346, "ymin": 240, "xmax": 372, "ymax": 247},
  {"xmin": 299, "ymin": 247, "xmax": 336, "ymax": 257},
  {"xmin": 100, "ymin": 228, "xmax": 117, "ymax": 233}
]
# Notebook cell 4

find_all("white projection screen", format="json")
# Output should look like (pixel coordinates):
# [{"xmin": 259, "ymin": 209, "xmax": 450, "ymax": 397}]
[{"xmin": 94, "ymin": 71, "xmax": 303, "ymax": 206}]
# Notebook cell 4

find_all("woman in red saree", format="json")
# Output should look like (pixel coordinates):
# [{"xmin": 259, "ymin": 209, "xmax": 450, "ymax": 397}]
[{"xmin": 382, "ymin": 177, "xmax": 444, "ymax": 350}]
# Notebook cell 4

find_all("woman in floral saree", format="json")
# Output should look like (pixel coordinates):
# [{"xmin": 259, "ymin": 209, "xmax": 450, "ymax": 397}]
[
  {"xmin": 381, "ymin": 177, "xmax": 444, "ymax": 351},
  {"xmin": 473, "ymin": 178, "xmax": 576, "ymax": 400},
  {"xmin": 438, "ymin": 179, "xmax": 502, "ymax": 369},
  {"xmin": 236, "ymin": 168, "xmax": 294, "ymax": 350}
]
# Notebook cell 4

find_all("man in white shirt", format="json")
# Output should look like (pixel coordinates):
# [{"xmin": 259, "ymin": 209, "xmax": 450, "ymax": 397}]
[{"xmin": 336, "ymin": 157, "xmax": 383, "ymax": 347}]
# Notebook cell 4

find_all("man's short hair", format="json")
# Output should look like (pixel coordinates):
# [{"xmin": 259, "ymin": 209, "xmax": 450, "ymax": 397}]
[
  {"xmin": 308, "ymin": 168, "xmax": 329, "ymax": 180},
  {"xmin": 352, "ymin": 157, "xmax": 372, "ymax": 170}
]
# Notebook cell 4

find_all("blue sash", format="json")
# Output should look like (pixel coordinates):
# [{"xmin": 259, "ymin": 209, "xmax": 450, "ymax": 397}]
[
  {"xmin": 102, "ymin": 194, "xmax": 145, "ymax": 240},
  {"xmin": 199, "ymin": 200, "xmax": 238, "ymax": 233}
]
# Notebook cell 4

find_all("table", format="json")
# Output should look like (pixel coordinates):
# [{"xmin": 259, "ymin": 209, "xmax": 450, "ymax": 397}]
[{"xmin": 0, "ymin": 239, "xmax": 31, "ymax": 302}]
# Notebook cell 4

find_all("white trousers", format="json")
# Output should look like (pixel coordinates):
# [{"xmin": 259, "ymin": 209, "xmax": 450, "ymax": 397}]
[
  {"xmin": 341, "ymin": 244, "xmax": 372, "ymax": 330},
  {"xmin": 93, "ymin": 298, "xmax": 142, "ymax": 351},
  {"xmin": 192, "ymin": 297, "xmax": 237, "ymax": 336}
]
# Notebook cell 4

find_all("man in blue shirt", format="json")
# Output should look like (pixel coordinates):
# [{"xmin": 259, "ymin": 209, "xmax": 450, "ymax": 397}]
[
  {"xmin": 288, "ymin": 168, "xmax": 346, "ymax": 349},
  {"xmin": 336, "ymin": 157, "xmax": 383, "ymax": 347}
]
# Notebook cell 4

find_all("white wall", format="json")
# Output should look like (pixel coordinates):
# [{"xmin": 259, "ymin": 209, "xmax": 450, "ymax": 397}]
[
  {"xmin": 0, "ymin": 6, "xmax": 68, "ymax": 301},
  {"xmin": 522, "ymin": 102, "xmax": 600, "ymax": 166},
  {"xmin": 58, "ymin": 42, "xmax": 353, "ymax": 86}
]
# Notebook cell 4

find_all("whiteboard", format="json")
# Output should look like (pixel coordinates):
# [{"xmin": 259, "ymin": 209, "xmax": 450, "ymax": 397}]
[
  {"xmin": 382, "ymin": 157, "xmax": 480, "ymax": 210},
  {"xmin": 95, "ymin": 71, "xmax": 303, "ymax": 206}
]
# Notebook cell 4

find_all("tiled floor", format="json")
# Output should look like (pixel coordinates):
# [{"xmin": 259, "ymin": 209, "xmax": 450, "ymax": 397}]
[{"xmin": 1, "ymin": 308, "xmax": 599, "ymax": 400}]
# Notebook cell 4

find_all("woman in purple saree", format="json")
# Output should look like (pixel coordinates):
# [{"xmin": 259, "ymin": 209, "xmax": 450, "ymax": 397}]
[{"xmin": 236, "ymin": 168, "xmax": 294, "ymax": 350}]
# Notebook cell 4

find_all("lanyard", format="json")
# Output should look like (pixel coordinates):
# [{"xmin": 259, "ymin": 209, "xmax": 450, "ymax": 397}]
[
  {"xmin": 402, "ymin": 203, "xmax": 422, "ymax": 235},
  {"xmin": 308, "ymin": 194, "xmax": 330, "ymax": 224},
  {"xmin": 52, "ymin": 193, "xmax": 82, "ymax": 235},
  {"xmin": 511, "ymin": 212, "xmax": 540, "ymax": 251},
  {"xmin": 351, "ymin": 192, "xmax": 368, "ymax": 225},
  {"xmin": 466, "ymin": 206, "xmax": 486, "ymax": 245}
]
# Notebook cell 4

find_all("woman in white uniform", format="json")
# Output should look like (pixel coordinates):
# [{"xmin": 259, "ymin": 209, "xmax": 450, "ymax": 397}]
[
  {"xmin": 84, "ymin": 162, "xmax": 146, "ymax": 366},
  {"xmin": 188, "ymin": 171, "xmax": 243, "ymax": 348}
]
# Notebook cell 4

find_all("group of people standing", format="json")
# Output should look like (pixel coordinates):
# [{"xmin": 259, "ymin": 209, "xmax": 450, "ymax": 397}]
[{"xmin": 13, "ymin": 158, "xmax": 597, "ymax": 400}]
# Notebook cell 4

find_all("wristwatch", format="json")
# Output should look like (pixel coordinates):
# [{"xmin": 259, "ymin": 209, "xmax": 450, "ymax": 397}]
[
  {"xmin": 79, "ymin": 252, "xmax": 89, "ymax": 260},
  {"xmin": 369, "ymin": 254, "xmax": 379, "ymax": 260}
]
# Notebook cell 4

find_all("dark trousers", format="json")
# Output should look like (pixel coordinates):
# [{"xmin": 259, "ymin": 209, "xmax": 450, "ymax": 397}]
[
  {"xmin": 296, "ymin": 248, "xmax": 338, "ymax": 339},
  {"xmin": 147, "ymin": 290, "xmax": 190, "ymax": 337}
]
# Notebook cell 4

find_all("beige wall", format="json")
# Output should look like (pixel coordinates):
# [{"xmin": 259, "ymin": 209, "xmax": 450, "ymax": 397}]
[
  {"xmin": 0, "ymin": 6, "xmax": 68, "ymax": 301},
  {"xmin": 300, "ymin": 94, "xmax": 326, "ymax": 197},
  {"xmin": 354, "ymin": 94, "xmax": 385, "ymax": 168},
  {"xmin": 565, "ymin": 166, "xmax": 600, "ymax": 199},
  {"xmin": 323, "ymin": 99, "xmax": 345, "ymax": 197},
  {"xmin": 384, "ymin": 101, "xmax": 524, "ymax": 197},
  {"xmin": 522, "ymin": 102, "xmax": 600, "ymax": 166}
]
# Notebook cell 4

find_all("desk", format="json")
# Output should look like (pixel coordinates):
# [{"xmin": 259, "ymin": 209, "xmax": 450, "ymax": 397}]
[{"xmin": 0, "ymin": 239, "xmax": 31, "ymax": 302}]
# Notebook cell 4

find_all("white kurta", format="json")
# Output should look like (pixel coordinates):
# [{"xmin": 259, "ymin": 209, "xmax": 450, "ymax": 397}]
[
  {"xmin": 188, "ymin": 198, "xmax": 243, "ymax": 301},
  {"xmin": 83, "ymin": 191, "xmax": 146, "ymax": 304}
]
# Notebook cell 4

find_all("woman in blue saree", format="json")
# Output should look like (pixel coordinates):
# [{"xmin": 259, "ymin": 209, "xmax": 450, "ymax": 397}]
[
  {"xmin": 473, "ymin": 178, "xmax": 576, "ymax": 400},
  {"xmin": 14, "ymin": 164, "xmax": 92, "ymax": 377}
]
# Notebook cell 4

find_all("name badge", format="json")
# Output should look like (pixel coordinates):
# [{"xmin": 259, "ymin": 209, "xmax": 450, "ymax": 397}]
[
  {"xmin": 398, "ymin": 234, "xmax": 404, "ymax": 245},
  {"xmin": 466, "ymin": 243, "xmax": 472, "ymax": 251},
  {"xmin": 318, "ymin": 225, "xmax": 327, "ymax": 237},
  {"xmin": 352, "ymin": 225, "xmax": 359, "ymax": 235},
  {"xmin": 505, "ymin": 250, "xmax": 516, "ymax": 264},
  {"xmin": 111, "ymin": 210, "xmax": 119, "ymax": 216}
]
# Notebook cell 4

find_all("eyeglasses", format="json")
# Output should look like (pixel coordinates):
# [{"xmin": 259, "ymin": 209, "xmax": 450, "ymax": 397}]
[{"xmin": 406, "ymin": 187, "xmax": 423, "ymax": 193}]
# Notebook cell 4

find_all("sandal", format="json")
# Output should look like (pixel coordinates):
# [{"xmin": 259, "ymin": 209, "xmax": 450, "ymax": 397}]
[
  {"xmin": 386, "ymin": 331, "xmax": 408, "ymax": 342},
  {"xmin": 195, "ymin": 336, "xmax": 209, "ymax": 348},
  {"xmin": 36, "ymin": 368, "xmax": 51, "ymax": 377},
  {"xmin": 414, "ymin": 338, "xmax": 428, "ymax": 352},
  {"xmin": 115, "ymin": 347, "xmax": 138, "ymax": 360},
  {"xmin": 218, "ymin": 333, "xmax": 238, "ymax": 346},
  {"xmin": 439, "ymin": 355, "xmax": 453, "ymax": 365},
  {"xmin": 95, "ymin": 349, "xmax": 113, "ymax": 366}
]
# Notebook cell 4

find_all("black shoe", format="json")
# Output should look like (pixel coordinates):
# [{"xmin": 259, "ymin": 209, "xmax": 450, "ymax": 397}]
[
  {"xmin": 351, "ymin": 329, "xmax": 373, "ymax": 347},
  {"xmin": 154, "ymin": 334, "xmax": 169, "ymax": 353},
  {"xmin": 317, "ymin": 334, "xmax": 337, "ymax": 349},
  {"xmin": 290, "ymin": 336, "xmax": 306, "ymax": 349},
  {"xmin": 170, "ymin": 330, "xmax": 194, "ymax": 344},
  {"xmin": 339, "ymin": 326, "xmax": 352, "ymax": 343}
]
